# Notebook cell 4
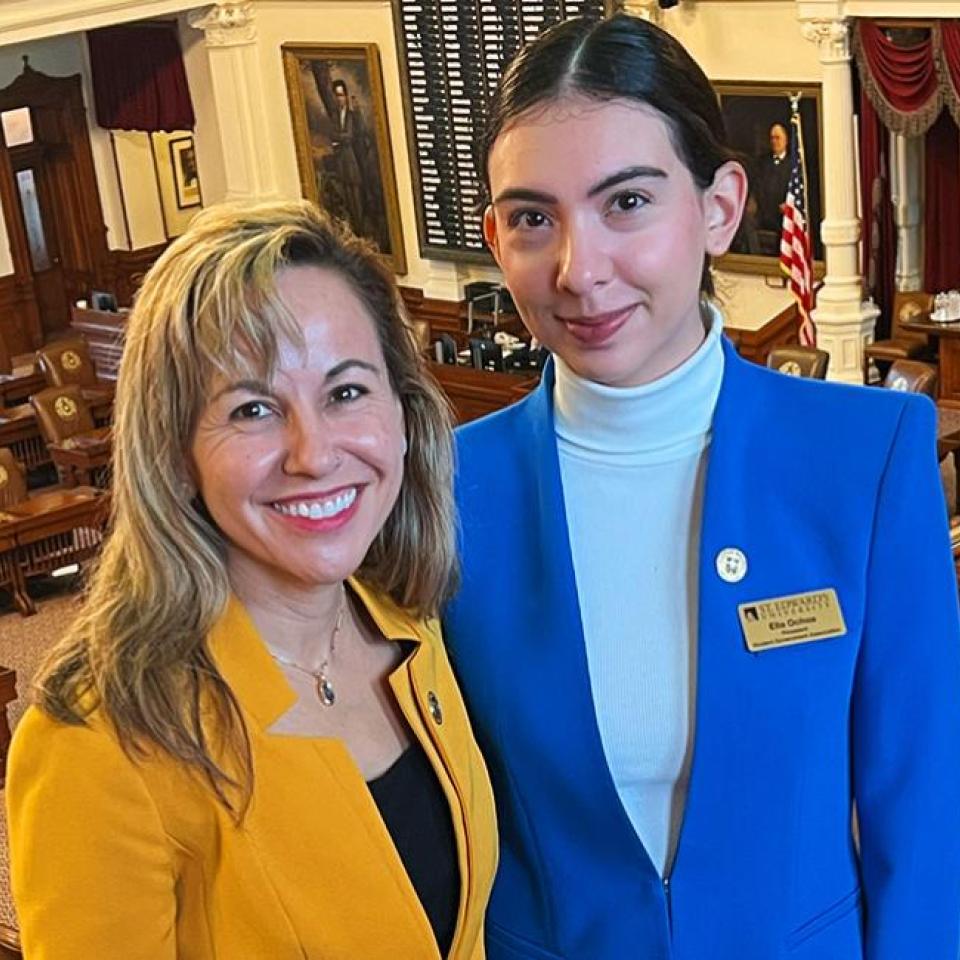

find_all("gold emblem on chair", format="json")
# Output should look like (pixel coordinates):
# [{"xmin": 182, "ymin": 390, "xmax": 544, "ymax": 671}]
[
  {"xmin": 778, "ymin": 360, "xmax": 803, "ymax": 376},
  {"xmin": 55, "ymin": 395, "xmax": 78, "ymax": 420},
  {"xmin": 0, "ymin": 465, "xmax": 7, "ymax": 488},
  {"xmin": 61, "ymin": 349, "xmax": 82, "ymax": 372}
]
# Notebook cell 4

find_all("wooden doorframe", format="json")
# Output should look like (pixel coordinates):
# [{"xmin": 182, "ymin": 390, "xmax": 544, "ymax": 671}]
[{"xmin": 0, "ymin": 61, "xmax": 111, "ymax": 352}]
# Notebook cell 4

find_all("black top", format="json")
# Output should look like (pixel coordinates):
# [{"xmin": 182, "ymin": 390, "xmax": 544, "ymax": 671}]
[{"xmin": 367, "ymin": 743, "xmax": 460, "ymax": 956}]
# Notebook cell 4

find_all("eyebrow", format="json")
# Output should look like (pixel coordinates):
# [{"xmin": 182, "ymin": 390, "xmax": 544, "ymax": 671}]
[
  {"xmin": 493, "ymin": 165, "xmax": 668, "ymax": 205},
  {"xmin": 210, "ymin": 360, "xmax": 380, "ymax": 403}
]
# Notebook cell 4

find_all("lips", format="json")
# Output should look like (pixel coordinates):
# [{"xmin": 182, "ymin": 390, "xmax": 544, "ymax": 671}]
[
  {"xmin": 269, "ymin": 485, "xmax": 361, "ymax": 531},
  {"xmin": 558, "ymin": 305, "xmax": 635, "ymax": 345}
]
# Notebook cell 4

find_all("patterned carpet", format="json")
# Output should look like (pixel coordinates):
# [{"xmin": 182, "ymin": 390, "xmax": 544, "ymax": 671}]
[{"xmin": 0, "ymin": 585, "xmax": 84, "ymax": 947}]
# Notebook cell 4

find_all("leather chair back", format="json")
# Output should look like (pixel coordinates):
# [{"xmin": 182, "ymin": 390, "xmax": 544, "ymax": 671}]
[
  {"xmin": 883, "ymin": 359, "xmax": 938, "ymax": 399},
  {"xmin": 0, "ymin": 447, "xmax": 27, "ymax": 509},
  {"xmin": 37, "ymin": 337, "xmax": 98, "ymax": 389},
  {"xmin": 30, "ymin": 386, "xmax": 96, "ymax": 445},
  {"xmin": 890, "ymin": 291, "xmax": 934, "ymax": 343},
  {"xmin": 766, "ymin": 345, "xmax": 830, "ymax": 380}
]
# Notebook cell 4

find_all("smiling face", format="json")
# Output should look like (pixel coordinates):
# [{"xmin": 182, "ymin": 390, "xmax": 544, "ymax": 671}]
[
  {"xmin": 190, "ymin": 265, "xmax": 405, "ymax": 598},
  {"xmin": 484, "ymin": 97, "xmax": 745, "ymax": 387}
]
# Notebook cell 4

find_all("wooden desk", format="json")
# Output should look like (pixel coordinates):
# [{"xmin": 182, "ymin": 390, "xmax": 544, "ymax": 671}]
[
  {"xmin": 0, "ymin": 488, "xmax": 106, "ymax": 616},
  {"xmin": 69, "ymin": 305, "xmax": 128, "ymax": 381},
  {"xmin": 901, "ymin": 317, "xmax": 960, "ymax": 407},
  {"xmin": 0, "ymin": 404, "xmax": 47, "ymax": 470},
  {"xmin": 428, "ymin": 362, "xmax": 539, "ymax": 423},
  {"xmin": 0, "ymin": 368, "xmax": 45, "ymax": 407}
]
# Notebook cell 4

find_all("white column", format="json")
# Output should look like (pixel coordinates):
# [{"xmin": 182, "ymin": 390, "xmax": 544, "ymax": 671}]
[
  {"xmin": 801, "ymin": 18, "xmax": 878, "ymax": 384},
  {"xmin": 188, "ymin": 1, "xmax": 281, "ymax": 202},
  {"xmin": 890, "ymin": 132, "xmax": 923, "ymax": 292}
]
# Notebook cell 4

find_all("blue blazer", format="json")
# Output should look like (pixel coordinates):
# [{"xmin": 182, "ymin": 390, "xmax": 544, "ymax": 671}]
[{"xmin": 444, "ymin": 339, "xmax": 960, "ymax": 960}]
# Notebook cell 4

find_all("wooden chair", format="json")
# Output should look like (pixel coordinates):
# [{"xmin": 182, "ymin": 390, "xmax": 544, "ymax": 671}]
[
  {"xmin": 766, "ymin": 345, "xmax": 830, "ymax": 380},
  {"xmin": 29, "ymin": 386, "xmax": 111, "ymax": 489},
  {"xmin": 36, "ymin": 336, "xmax": 113, "ymax": 406},
  {"xmin": 883, "ymin": 359, "xmax": 938, "ymax": 398},
  {"xmin": 0, "ymin": 447, "xmax": 107, "ymax": 617},
  {"xmin": 863, "ymin": 291, "xmax": 935, "ymax": 384},
  {"xmin": 882, "ymin": 361, "xmax": 960, "ymax": 513}
]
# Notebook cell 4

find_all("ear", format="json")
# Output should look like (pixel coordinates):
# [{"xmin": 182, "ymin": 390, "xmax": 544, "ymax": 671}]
[
  {"xmin": 702, "ymin": 160, "xmax": 749, "ymax": 258},
  {"xmin": 482, "ymin": 205, "xmax": 504, "ymax": 268}
]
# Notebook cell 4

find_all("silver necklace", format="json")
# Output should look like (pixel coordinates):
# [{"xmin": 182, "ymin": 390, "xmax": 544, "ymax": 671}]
[{"xmin": 269, "ymin": 591, "xmax": 346, "ymax": 707}]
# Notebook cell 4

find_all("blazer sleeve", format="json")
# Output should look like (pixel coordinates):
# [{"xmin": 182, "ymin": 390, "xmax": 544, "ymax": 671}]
[
  {"xmin": 852, "ymin": 395, "xmax": 960, "ymax": 959},
  {"xmin": 6, "ymin": 707, "xmax": 177, "ymax": 960}
]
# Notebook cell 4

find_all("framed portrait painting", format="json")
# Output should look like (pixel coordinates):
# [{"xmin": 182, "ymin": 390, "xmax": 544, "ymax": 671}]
[
  {"xmin": 169, "ymin": 135, "xmax": 201, "ymax": 209},
  {"xmin": 714, "ymin": 82, "xmax": 824, "ymax": 278},
  {"xmin": 282, "ymin": 43, "xmax": 407, "ymax": 274}
]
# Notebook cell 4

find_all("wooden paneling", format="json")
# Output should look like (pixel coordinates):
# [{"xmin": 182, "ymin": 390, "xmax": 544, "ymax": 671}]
[
  {"xmin": 0, "ymin": 275, "xmax": 41, "ymax": 355},
  {"xmin": 400, "ymin": 286, "xmax": 463, "ymax": 337}
]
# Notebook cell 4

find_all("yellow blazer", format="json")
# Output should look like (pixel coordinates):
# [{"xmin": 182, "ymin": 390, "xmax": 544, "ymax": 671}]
[{"xmin": 7, "ymin": 581, "xmax": 497, "ymax": 959}]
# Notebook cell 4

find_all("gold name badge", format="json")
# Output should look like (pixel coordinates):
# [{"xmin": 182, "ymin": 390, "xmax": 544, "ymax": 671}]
[{"xmin": 738, "ymin": 588, "xmax": 847, "ymax": 653}]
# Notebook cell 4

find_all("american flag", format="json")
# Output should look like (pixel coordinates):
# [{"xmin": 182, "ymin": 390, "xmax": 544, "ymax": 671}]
[{"xmin": 779, "ymin": 105, "xmax": 816, "ymax": 347}]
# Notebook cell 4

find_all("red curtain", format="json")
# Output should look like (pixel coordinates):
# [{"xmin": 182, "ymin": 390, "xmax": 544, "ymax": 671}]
[
  {"xmin": 854, "ymin": 20, "xmax": 941, "ymax": 134},
  {"xmin": 940, "ymin": 20, "xmax": 960, "ymax": 125},
  {"xmin": 87, "ymin": 23, "xmax": 195, "ymax": 132},
  {"xmin": 858, "ymin": 90, "xmax": 896, "ymax": 335},
  {"xmin": 924, "ymin": 111, "xmax": 960, "ymax": 291}
]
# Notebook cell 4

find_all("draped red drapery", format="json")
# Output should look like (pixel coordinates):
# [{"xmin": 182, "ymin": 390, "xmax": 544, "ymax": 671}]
[
  {"xmin": 858, "ymin": 90, "xmax": 896, "ymax": 334},
  {"xmin": 854, "ymin": 20, "xmax": 960, "ymax": 292},
  {"xmin": 87, "ymin": 23, "xmax": 195, "ymax": 132},
  {"xmin": 924, "ymin": 113, "xmax": 960, "ymax": 292}
]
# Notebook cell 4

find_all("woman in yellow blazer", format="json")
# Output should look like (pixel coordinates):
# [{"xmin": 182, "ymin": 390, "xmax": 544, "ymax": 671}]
[{"xmin": 7, "ymin": 201, "xmax": 497, "ymax": 959}]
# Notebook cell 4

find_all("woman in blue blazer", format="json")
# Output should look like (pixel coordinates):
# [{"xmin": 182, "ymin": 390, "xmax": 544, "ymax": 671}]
[{"xmin": 444, "ymin": 14, "xmax": 960, "ymax": 960}]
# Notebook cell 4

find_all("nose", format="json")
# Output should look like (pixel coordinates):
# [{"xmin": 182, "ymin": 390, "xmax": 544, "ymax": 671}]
[
  {"xmin": 282, "ymin": 412, "xmax": 342, "ymax": 477},
  {"xmin": 556, "ymin": 221, "xmax": 612, "ymax": 296}
]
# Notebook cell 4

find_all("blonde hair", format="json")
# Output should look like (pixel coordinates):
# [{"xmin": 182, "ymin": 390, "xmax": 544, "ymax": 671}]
[{"xmin": 36, "ymin": 201, "xmax": 457, "ymax": 812}]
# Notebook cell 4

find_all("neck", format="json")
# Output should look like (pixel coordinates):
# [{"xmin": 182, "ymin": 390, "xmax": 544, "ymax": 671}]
[{"xmin": 227, "ymin": 555, "xmax": 347, "ymax": 665}]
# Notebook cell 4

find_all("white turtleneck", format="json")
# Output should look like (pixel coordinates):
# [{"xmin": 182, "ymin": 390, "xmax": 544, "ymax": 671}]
[{"xmin": 554, "ymin": 308, "xmax": 724, "ymax": 876}]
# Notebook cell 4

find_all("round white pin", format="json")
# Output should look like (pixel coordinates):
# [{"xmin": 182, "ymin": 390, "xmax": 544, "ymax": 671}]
[{"xmin": 716, "ymin": 547, "xmax": 748, "ymax": 583}]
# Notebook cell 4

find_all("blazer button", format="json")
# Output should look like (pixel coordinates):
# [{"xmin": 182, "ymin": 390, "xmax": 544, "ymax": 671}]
[{"xmin": 427, "ymin": 691, "xmax": 443, "ymax": 725}]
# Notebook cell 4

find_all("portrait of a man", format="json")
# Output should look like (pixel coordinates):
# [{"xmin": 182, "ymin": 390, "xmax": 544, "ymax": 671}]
[
  {"xmin": 282, "ymin": 44, "xmax": 406, "ymax": 273},
  {"xmin": 716, "ymin": 83, "xmax": 824, "ymax": 272}
]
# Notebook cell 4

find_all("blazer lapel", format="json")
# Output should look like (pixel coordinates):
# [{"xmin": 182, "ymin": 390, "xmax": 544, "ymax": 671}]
[{"xmin": 508, "ymin": 365, "xmax": 661, "ymax": 877}]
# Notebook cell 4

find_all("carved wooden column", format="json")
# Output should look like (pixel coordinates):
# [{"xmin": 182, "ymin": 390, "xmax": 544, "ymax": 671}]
[
  {"xmin": 801, "ymin": 17, "xmax": 878, "ymax": 384},
  {"xmin": 188, "ymin": 1, "xmax": 281, "ymax": 201},
  {"xmin": 891, "ymin": 131, "xmax": 923, "ymax": 292}
]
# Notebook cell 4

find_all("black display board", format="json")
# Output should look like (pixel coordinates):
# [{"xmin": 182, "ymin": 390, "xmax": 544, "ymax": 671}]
[{"xmin": 393, "ymin": 1, "xmax": 609, "ymax": 263}]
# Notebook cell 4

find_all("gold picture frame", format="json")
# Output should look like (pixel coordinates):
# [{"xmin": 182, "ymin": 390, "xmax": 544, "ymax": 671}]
[
  {"xmin": 282, "ymin": 43, "xmax": 407, "ymax": 274},
  {"xmin": 169, "ymin": 135, "xmax": 201, "ymax": 209},
  {"xmin": 714, "ymin": 81, "xmax": 825, "ymax": 279}
]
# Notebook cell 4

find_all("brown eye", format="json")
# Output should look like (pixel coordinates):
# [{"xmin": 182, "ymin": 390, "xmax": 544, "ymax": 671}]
[
  {"xmin": 230, "ymin": 400, "xmax": 274, "ymax": 421},
  {"xmin": 329, "ymin": 384, "xmax": 369, "ymax": 405},
  {"xmin": 508, "ymin": 209, "xmax": 550, "ymax": 229}
]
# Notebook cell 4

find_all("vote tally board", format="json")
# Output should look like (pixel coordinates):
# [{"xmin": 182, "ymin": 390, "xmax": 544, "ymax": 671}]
[{"xmin": 392, "ymin": 0, "xmax": 608, "ymax": 263}]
